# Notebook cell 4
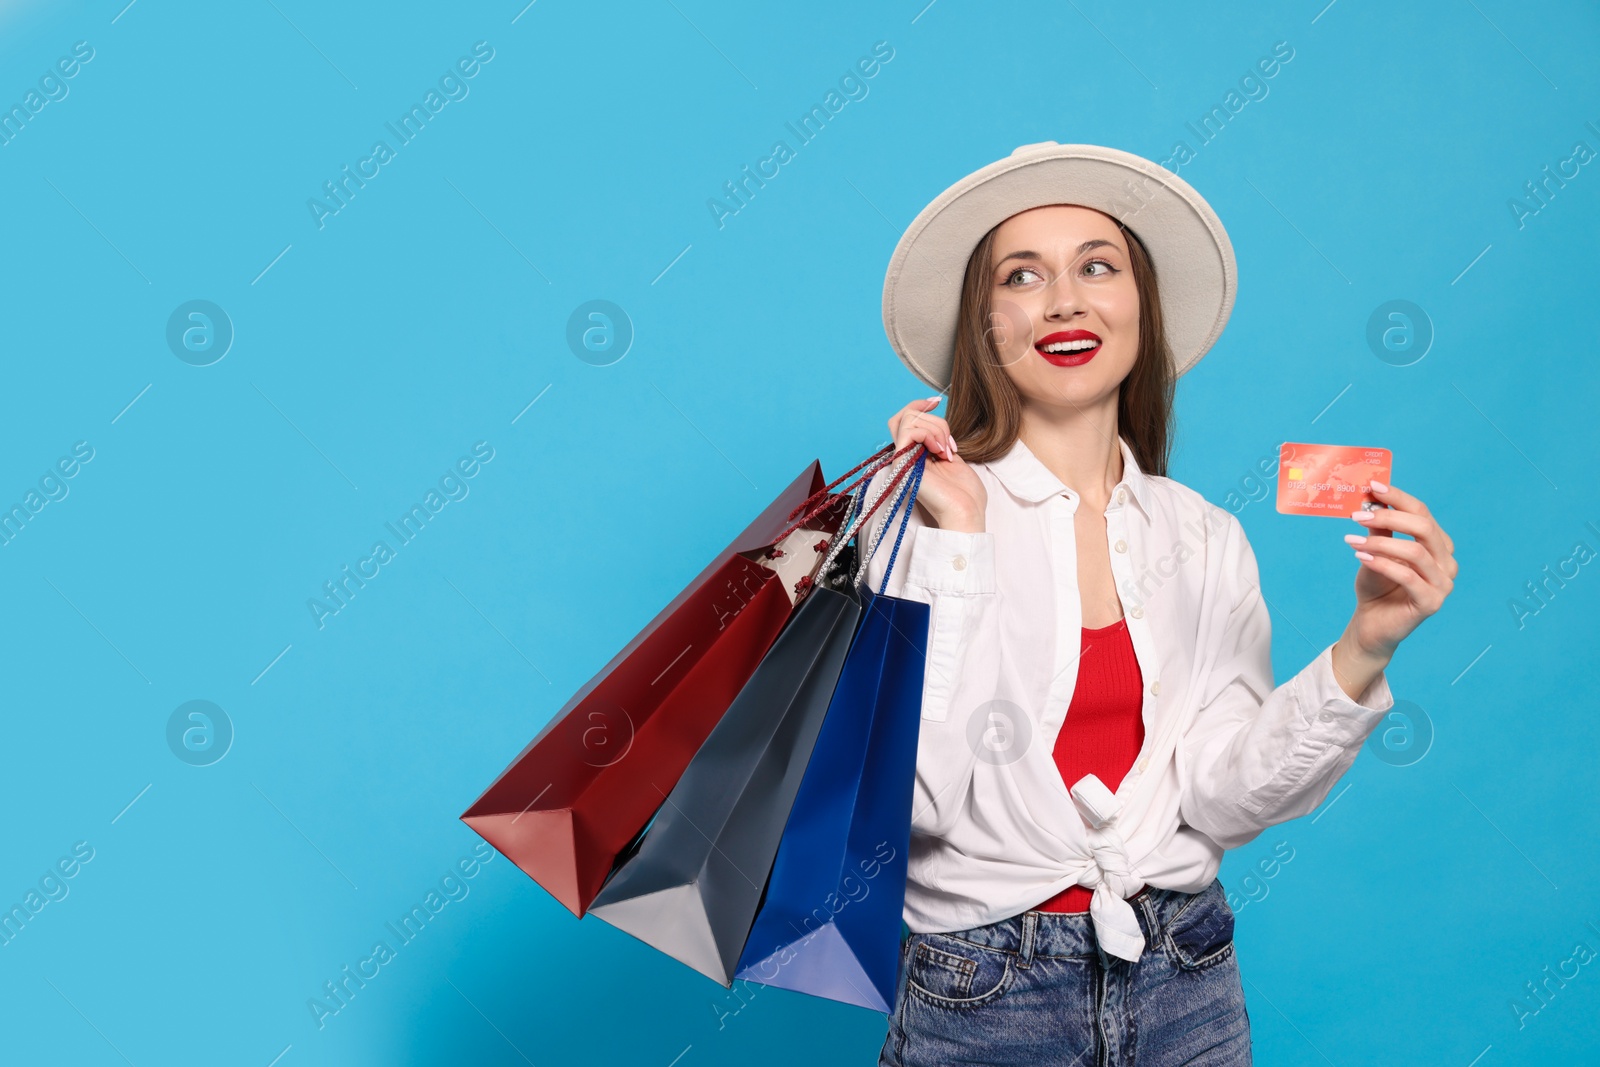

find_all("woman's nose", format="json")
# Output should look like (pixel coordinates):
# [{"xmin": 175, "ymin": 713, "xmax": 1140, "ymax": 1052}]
[{"xmin": 1044, "ymin": 273, "xmax": 1081, "ymax": 318}]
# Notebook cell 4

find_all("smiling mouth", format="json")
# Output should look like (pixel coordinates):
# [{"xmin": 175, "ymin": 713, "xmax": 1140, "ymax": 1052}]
[{"xmin": 1035, "ymin": 332, "xmax": 1102, "ymax": 366}]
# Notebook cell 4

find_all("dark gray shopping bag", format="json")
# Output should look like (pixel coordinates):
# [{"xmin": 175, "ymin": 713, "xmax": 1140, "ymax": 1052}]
[{"xmin": 586, "ymin": 579, "xmax": 863, "ymax": 985}]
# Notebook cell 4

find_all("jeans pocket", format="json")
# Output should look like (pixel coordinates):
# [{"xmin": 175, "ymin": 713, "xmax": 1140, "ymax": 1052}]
[
  {"xmin": 905, "ymin": 933, "xmax": 1012, "ymax": 1008},
  {"xmin": 1164, "ymin": 880, "xmax": 1236, "ymax": 972}
]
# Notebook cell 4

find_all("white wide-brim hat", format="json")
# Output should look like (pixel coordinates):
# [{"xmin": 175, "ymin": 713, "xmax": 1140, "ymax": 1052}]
[{"xmin": 882, "ymin": 141, "xmax": 1237, "ymax": 393}]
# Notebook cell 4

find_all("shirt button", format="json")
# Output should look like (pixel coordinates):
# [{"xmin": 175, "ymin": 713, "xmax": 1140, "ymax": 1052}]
[
  {"xmin": 1116, "ymin": 488, "xmax": 1127, "ymax": 504},
  {"xmin": 1129, "ymin": 605, "xmax": 1143, "ymax": 619},
  {"xmin": 951, "ymin": 555, "xmax": 967, "ymax": 571},
  {"xmin": 1136, "ymin": 755, "xmax": 1149, "ymax": 771},
  {"xmin": 1150, "ymin": 680, "xmax": 1160, "ymax": 696},
  {"xmin": 1319, "ymin": 711, "xmax": 1334, "ymax": 723},
  {"xmin": 1114, "ymin": 539, "xmax": 1127, "ymax": 553}
]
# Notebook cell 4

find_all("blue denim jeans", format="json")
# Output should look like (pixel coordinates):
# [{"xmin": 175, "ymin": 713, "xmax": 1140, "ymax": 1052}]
[{"xmin": 879, "ymin": 877, "xmax": 1250, "ymax": 1066}]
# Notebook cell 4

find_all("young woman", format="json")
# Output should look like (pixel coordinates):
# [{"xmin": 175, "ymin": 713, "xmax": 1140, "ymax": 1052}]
[{"xmin": 859, "ymin": 143, "xmax": 1457, "ymax": 1065}]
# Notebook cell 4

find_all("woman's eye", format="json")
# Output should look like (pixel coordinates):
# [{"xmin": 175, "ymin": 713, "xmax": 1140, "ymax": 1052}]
[
  {"xmin": 1005, "ymin": 267, "xmax": 1043, "ymax": 287},
  {"xmin": 1083, "ymin": 258, "xmax": 1120, "ymax": 277}
]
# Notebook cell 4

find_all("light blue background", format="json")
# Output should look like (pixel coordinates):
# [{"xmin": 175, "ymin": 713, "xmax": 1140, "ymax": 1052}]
[{"xmin": 1, "ymin": 0, "xmax": 1596, "ymax": 1063}]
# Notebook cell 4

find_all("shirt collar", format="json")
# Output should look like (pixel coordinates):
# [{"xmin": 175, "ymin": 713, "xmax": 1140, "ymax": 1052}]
[{"xmin": 985, "ymin": 433, "xmax": 1154, "ymax": 522}]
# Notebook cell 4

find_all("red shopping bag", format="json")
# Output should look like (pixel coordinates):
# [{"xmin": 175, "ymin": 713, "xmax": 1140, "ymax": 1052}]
[{"xmin": 461, "ymin": 451, "xmax": 891, "ymax": 917}]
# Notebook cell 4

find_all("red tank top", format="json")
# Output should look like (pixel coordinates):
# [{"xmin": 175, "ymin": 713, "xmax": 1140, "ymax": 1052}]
[{"xmin": 1036, "ymin": 616, "xmax": 1146, "ymax": 913}]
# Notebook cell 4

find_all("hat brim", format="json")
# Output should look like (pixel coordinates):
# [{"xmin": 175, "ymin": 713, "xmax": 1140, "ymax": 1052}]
[{"xmin": 882, "ymin": 142, "xmax": 1237, "ymax": 393}]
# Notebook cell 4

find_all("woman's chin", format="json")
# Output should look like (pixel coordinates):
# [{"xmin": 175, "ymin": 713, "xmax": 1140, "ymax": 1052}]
[{"xmin": 1012, "ymin": 364, "xmax": 1118, "ymax": 398}]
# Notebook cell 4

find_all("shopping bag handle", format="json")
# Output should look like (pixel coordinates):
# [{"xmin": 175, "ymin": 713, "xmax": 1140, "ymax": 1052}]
[
  {"xmin": 771, "ymin": 440, "xmax": 922, "ymax": 547},
  {"xmin": 865, "ymin": 449, "xmax": 926, "ymax": 596},
  {"xmin": 801, "ymin": 444, "xmax": 927, "ymax": 602}
]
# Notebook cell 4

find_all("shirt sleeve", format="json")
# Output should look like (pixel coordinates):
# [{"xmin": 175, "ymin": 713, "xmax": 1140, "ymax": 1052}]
[
  {"xmin": 1177, "ymin": 511, "xmax": 1397, "ymax": 851},
  {"xmin": 857, "ymin": 463, "xmax": 1002, "ymax": 839}
]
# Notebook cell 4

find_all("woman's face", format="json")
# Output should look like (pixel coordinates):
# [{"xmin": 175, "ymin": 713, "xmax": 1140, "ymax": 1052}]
[{"xmin": 984, "ymin": 204, "xmax": 1140, "ymax": 409}]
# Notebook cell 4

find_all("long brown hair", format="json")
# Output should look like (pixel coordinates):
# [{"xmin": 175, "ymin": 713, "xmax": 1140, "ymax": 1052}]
[{"xmin": 944, "ymin": 211, "xmax": 1175, "ymax": 477}]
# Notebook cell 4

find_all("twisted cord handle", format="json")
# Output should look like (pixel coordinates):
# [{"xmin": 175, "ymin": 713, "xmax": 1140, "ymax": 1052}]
[
  {"xmin": 812, "ymin": 444, "xmax": 924, "ymax": 590},
  {"xmin": 873, "ymin": 452, "xmax": 925, "ymax": 596},
  {"xmin": 769, "ymin": 440, "xmax": 923, "ymax": 548},
  {"xmin": 854, "ymin": 448, "xmax": 926, "ymax": 590}
]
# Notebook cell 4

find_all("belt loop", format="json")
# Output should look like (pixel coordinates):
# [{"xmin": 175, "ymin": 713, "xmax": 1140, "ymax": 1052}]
[
  {"xmin": 1018, "ymin": 911, "xmax": 1038, "ymax": 969},
  {"xmin": 1135, "ymin": 887, "xmax": 1158, "ymax": 942}
]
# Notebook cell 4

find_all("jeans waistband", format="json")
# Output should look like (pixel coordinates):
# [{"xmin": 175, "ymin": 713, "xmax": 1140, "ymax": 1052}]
[{"xmin": 923, "ymin": 883, "xmax": 1204, "ymax": 963}]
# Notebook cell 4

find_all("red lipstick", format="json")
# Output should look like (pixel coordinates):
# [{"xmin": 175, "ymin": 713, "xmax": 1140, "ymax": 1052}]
[{"xmin": 1035, "ymin": 329, "xmax": 1102, "ymax": 366}]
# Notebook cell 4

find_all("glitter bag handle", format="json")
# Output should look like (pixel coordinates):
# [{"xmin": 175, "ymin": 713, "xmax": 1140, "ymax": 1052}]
[{"xmin": 854, "ymin": 449, "xmax": 926, "ymax": 595}]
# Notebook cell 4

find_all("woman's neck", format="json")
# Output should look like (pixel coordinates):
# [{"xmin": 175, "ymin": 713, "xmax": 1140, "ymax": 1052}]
[{"xmin": 1018, "ymin": 408, "xmax": 1124, "ymax": 513}]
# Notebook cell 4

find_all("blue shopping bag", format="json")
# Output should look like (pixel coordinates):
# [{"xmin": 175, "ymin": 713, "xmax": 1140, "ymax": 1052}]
[{"xmin": 733, "ymin": 450, "xmax": 930, "ymax": 1013}]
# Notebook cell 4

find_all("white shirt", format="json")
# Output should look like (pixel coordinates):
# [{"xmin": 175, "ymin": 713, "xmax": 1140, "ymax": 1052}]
[{"xmin": 857, "ymin": 433, "xmax": 1395, "ymax": 962}]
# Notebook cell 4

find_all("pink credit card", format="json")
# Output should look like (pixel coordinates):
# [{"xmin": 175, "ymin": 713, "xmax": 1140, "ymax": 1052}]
[{"xmin": 1276, "ymin": 442, "xmax": 1392, "ymax": 517}]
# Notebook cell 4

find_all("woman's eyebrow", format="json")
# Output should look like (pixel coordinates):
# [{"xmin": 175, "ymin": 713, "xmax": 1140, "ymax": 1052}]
[{"xmin": 994, "ymin": 239, "xmax": 1121, "ymax": 268}]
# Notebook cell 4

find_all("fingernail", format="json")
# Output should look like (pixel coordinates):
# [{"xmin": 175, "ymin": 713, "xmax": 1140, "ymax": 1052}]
[
  {"xmin": 949, "ymin": 435, "xmax": 958, "ymax": 454},
  {"xmin": 1351, "ymin": 510, "xmax": 1371, "ymax": 522},
  {"xmin": 1344, "ymin": 534, "xmax": 1367, "ymax": 544},
  {"xmin": 1355, "ymin": 550, "xmax": 1374, "ymax": 561},
  {"xmin": 927, "ymin": 395, "xmax": 942, "ymax": 405},
  {"xmin": 1370, "ymin": 479, "xmax": 1388, "ymax": 493}
]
